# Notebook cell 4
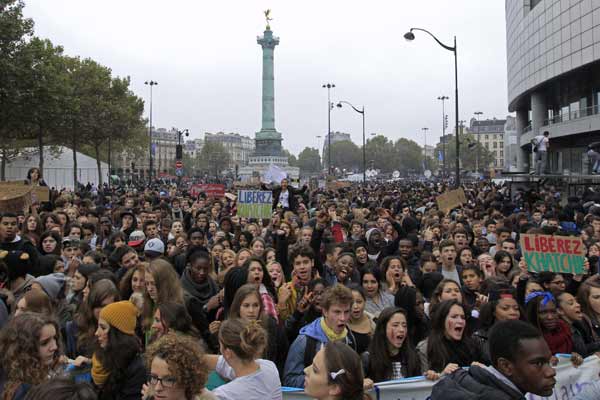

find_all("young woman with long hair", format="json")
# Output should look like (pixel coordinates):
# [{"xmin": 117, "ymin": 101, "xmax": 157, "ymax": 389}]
[
  {"xmin": 92, "ymin": 301, "xmax": 146, "ymax": 399},
  {"xmin": 472, "ymin": 287, "xmax": 522, "ymax": 364},
  {"xmin": 361, "ymin": 267, "xmax": 394, "ymax": 318},
  {"xmin": 118, "ymin": 263, "xmax": 146, "ymax": 302},
  {"xmin": 267, "ymin": 261, "xmax": 285, "ymax": 290},
  {"xmin": 228, "ymin": 284, "xmax": 288, "ymax": 375},
  {"xmin": 235, "ymin": 248, "xmax": 252, "ymax": 268},
  {"xmin": 557, "ymin": 291, "xmax": 600, "ymax": 357},
  {"xmin": 143, "ymin": 333, "xmax": 215, "ymax": 400},
  {"xmin": 304, "ymin": 341, "xmax": 370, "ymax": 400},
  {"xmin": 417, "ymin": 300, "xmax": 482, "ymax": 379},
  {"xmin": 68, "ymin": 263, "xmax": 100, "ymax": 310},
  {"xmin": 394, "ymin": 285, "xmax": 430, "ymax": 344},
  {"xmin": 204, "ymin": 318, "xmax": 281, "ymax": 399},
  {"xmin": 241, "ymin": 257, "xmax": 278, "ymax": 321},
  {"xmin": 362, "ymin": 307, "xmax": 422, "ymax": 386},
  {"xmin": 14, "ymin": 288, "xmax": 53, "ymax": 317},
  {"xmin": 65, "ymin": 279, "xmax": 120, "ymax": 359},
  {"xmin": 525, "ymin": 291, "xmax": 579, "ymax": 356},
  {"xmin": 347, "ymin": 285, "xmax": 374, "ymax": 355},
  {"xmin": 0, "ymin": 312, "xmax": 61, "ymax": 400},
  {"xmin": 22, "ymin": 214, "xmax": 42, "ymax": 247},
  {"xmin": 493, "ymin": 250, "xmax": 515, "ymax": 279},
  {"xmin": 143, "ymin": 259, "xmax": 185, "ymax": 344},
  {"xmin": 577, "ymin": 275, "xmax": 600, "ymax": 338},
  {"xmin": 150, "ymin": 302, "xmax": 200, "ymax": 343}
]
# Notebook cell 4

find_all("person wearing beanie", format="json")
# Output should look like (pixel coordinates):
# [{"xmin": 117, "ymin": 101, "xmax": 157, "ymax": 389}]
[
  {"xmin": 92, "ymin": 300, "xmax": 146, "ymax": 400},
  {"xmin": 33, "ymin": 272, "xmax": 66, "ymax": 300}
]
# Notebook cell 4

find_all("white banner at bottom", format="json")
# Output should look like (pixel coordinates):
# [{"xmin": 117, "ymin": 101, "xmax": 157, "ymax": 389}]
[{"xmin": 282, "ymin": 355, "xmax": 600, "ymax": 400}]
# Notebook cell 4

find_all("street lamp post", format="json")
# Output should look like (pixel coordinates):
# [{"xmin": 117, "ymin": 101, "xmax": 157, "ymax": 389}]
[
  {"xmin": 437, "ymin": 95, "xmax": 449, "ymax": 177},
  {"xmin": 405, "ymin": 28, "xmax": 460, "ymax": 188},
  {"xmin": 336, "ymin": 101, "xmax": 366, "ymax": 182},
  {"xmin": 322, "ymin": 83, "xmax": 335, "ymax": 175},
  {"xmin": 474, "ymin": 111, "xmax": 483, "ymax": 174},
  {"xmin": 145, "ymin": 80, "xmax": 158, "ymax": 182}
]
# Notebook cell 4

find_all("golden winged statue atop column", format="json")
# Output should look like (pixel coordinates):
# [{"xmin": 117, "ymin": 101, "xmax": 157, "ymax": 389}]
[{"xmin": 264, "ymin": 9, "xmax": 273, "ymax": 29}]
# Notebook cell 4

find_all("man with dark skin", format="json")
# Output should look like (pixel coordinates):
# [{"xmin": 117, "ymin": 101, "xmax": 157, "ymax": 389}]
[
  {"xmin": 0, "ymin": 213, "xmax": 40, "ymax": 276},
  {"xmin": 432, "ymin": 320, "xmax": 556, "ymax": 399}
]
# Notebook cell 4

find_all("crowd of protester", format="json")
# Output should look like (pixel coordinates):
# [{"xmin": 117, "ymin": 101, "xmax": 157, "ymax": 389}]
[{"xmin": 2, "ymin": 168, "xmax": 600, "ymax": 399}]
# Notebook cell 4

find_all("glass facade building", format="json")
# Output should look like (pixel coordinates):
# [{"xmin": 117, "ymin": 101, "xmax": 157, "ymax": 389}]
[{"xmin": 506, "ymin": 0, "xmax": 600, "ymax": 174}]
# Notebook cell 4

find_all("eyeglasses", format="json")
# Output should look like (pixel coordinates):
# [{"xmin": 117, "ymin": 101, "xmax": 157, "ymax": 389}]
[{"xmin": 148, "ymin": 374, "xmax": 177, "ymax": 388}]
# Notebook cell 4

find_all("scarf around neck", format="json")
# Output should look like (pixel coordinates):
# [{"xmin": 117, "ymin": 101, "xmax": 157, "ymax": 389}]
[
  {"xmin": 91, "ymin": 353, "xmax": 110, "ymax": 386},
  {"xmin": 320, "ymin": 317, "xmax": 348, "ymax": 342},
  {"xmin": 181, "ymin": 268, "xmax": 218, "ymax": 304},
  {"xmin": 543, "ymin": 320, "xmax": 573, "ymax": 354}
]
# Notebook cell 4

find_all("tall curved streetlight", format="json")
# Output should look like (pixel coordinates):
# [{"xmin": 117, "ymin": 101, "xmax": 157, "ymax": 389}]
[
  {"xmin": 405, "ymin": 28, "xmax": 460, "ymax": 188},
  {"xmin": 336, "ymin": 101, "xmax": 365, "ymax": 182}
]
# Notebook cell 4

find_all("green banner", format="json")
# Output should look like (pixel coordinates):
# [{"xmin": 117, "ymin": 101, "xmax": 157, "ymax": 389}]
[{"xmin": 237, "ymin": 190, "xmax": 272, "ymax": 219}]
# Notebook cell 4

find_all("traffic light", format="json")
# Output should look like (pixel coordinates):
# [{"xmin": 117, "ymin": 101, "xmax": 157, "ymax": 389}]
[
  {"xmin": 131, "ymin": 162, "xmax": 135, "ymax": 170},
  {"xmin": 444, "ymin": 115, "xmax": 448, "ymax": 130},
  {"xmin": 176, "ymin": 144, "xmax": 183, "ymax": 159}
]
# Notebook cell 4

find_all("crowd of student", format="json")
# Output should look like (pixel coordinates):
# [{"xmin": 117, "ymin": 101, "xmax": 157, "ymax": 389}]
[{"xmin": 2, "ymin": 170, "xmax": 600, "ymax": 399}]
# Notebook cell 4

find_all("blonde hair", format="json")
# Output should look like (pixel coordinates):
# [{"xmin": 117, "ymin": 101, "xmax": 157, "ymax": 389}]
[
  {"xmin": 219, "ymin": 319, "xmax": 267, "ymax": 362},
  {"xmin": 143, "ymin": 259, "xmax": 184, "ymax": 330}
]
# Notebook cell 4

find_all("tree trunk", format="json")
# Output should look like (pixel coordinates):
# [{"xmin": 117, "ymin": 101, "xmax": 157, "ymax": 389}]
[
  {"xmin": 107, "ymin": 136, "xmax": 112, "ymax": 188},
  {"xmin": 1, "ymin": 147, "xmax": 6, "ymax": 181},
  {"xmin": 72, "ymin": 138, "xmax": 78, "ymax": 190},
  {"xmin": 38, "ymin": 126, "xmax": 44, "ymax": 175},
  {"xmin": 94, "ymin": 142, "xmax": 103, "ymax": 187}
]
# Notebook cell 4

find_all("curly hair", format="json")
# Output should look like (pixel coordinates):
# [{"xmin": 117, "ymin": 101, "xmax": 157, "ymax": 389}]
[
  {"xmin": 0, "ymin": 312, "xmax": 61, "ymax": 400},
  {"xmin": 145, "ymin": 333, "xmax": 209, "ymax": 399}
]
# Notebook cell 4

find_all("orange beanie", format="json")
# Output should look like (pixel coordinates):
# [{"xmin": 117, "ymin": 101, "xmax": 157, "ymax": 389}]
[{"xmin": 99, "ymin": 300, "xmax": 138, "ymax": 335}]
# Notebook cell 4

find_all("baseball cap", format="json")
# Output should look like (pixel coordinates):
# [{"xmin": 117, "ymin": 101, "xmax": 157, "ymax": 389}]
[
  {"xmin": 144, "ymin": 238, "xmax": 165, "ymax": 256},
  {"xmin": 128, "ymin": 230, "xmax": 146, "ymax": 247}
]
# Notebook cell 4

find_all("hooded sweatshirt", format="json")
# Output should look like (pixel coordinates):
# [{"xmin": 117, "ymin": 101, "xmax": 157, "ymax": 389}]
[{"xmin": 283, "ymin": 317, "xmax": 355, "ymax": 388}]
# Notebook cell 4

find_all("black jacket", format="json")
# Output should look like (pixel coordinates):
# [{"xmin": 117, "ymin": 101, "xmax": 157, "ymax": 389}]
[
  {"xmin": 270, "ymin": 185, "xmax": 307, "ymax": 211},
  {"xmin": 97, "ymin": 354, "xmax": 146, "ymax": 400},
  {"xmin": 431, "ymin": 366, "xmax": 525, "ymax": 400}
]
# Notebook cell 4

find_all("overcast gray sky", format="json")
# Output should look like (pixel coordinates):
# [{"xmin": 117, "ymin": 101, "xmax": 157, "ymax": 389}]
[{"xmin": 24, "ymin": 0, "xmax": 509, "ymax": 156}]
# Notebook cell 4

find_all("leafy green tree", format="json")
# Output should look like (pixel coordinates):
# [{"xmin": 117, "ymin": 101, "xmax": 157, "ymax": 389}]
[
  {"xmin": 327, "ymin": 140, "xmax": 361, "ymax": 172},
  {"xmin": 394, "ymin": 138, "xmax": 424, "ymax": 172},
  {"xmin": 198, "ymin": 141, "xmax": 230, "ymax": 178},
  {"xmin": 435, "ymin": 133, "xmax": 495, "ymax": 173},
  {"xmin": 365, "ymin": 135, "xmax": 397, "ymax": 172},
  {"xmin": 297, "ymin": 147, "xmax": 321, "ymax": 175},
  {"xmin": 0, "ymin": 0, "xmax": 34, "ymax": 179}
]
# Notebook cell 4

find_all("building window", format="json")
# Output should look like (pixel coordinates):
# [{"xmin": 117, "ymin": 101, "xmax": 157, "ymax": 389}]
[
  {"xmin": 493, "ymin": 142, "xmax": 497, "ymax": 149},
  {"xmin": 485, "ymin": 134, "xmax": 489, "ymax": 140}
]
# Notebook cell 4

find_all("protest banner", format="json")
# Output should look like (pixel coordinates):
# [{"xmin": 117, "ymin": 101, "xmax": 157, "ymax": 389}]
[
  {"xmin": 326, "ymin": 180, "xmax": 351, "ymax": 190},
  {"xmin": 237, "ymin": 190, "xmax": 272, "ymax": 219},
  {"xmin": 282, "ymin": 354, "xmax": 600, "ymax": 400},
  {"xmin": 520, "ymin": 233, "xmax": 586, "ymax": 275},
  {"xmin": 436, "ymin": 188, "xmax": 467, "ymax": 214},
  {"xmin": 0, "ymin": 181, "xmax": 49, "ymax": 202},
  {"xmin": 190, "ymin": 184, "xmax": 225, "ymax": 198}
]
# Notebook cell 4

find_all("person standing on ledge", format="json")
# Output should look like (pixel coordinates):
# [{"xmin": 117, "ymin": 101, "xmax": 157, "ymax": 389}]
[{"xmin": 532, "ymin": 131, "xmax": 550, "ymax": 176}]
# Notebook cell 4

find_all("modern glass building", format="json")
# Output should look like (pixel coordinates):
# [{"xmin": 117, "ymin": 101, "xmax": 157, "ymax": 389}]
[{"xmin": 506, "ymin": 0, "xmax": 600, "ymax": 174}]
